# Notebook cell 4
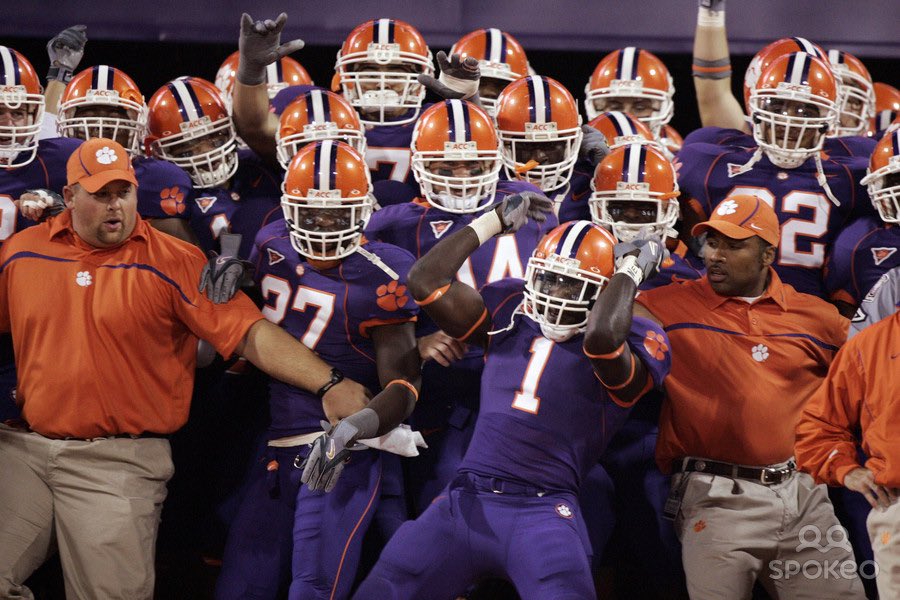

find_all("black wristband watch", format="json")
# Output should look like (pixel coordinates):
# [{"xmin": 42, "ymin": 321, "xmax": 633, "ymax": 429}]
[{"xmin": 316, "ymin": 368, "xmax": 345, "ymax": 398}]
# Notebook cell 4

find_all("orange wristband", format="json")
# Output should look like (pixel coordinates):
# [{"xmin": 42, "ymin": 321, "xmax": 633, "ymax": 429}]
[
  {"xmin": 597, "ymin": 353, "xmax": 637, "ymax": 391},
  {"xmin": 415, "ymin": 283, "xmax": 452, "ymax": 306},
  {"xmin": 458, "ymin": 307, "xmax": 488, "ymax": 342},
  {"xmin": 584, "ymin": 343, "xmax": 625, "ymax": 360},
  {"xmin": 387, "ymin": 379, "xmax": 419, "ymax": 402}
]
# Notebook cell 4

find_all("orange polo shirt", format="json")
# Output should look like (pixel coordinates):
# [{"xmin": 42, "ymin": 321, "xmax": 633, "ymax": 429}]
[
  {"xmin": 636, "ymin": 270, "xmax": 848, "ymax": 472},
  {"xmin": 796, "ymin": 311, "xmax": 900, "ymax": 487},
  {"xmin": 0, "ymin": 211, "xmax": 264, "ymax": 438}
]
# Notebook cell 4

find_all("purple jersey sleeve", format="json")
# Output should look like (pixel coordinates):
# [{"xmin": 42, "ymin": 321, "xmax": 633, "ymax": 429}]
[
  {"xmin": 555, "ymin": 160, "xmax": 595, "ymax": 224},
  {"xmin": 826, "ymin": 217, "xmax": 900, "ymax": 304},
  {"xmin": 133, "ymin": 156, "xmax": 194, "ymax": 220},
  {"xmin": 825, "ymin": 136, "xmax": 878, "ymax": 159},
  {"xmin": 682, "ymin": 126, "xmax": 755, "ymax": 149},
  {"xmin": 269, "ymin": 84, "xmax": 326, "ymax": 116},
  {"xmin": 625, "ymin": 316, "xmax": 671, "ymax": 389}
]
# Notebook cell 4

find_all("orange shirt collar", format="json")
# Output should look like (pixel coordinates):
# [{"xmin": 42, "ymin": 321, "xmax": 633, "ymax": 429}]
[
  {"xmin": 49, "ymin": 209, "xmax": 149, "ymax": 246},
  {"xmin": 697, "ymin": 267, "xmax": 789, "ymax": 311}
]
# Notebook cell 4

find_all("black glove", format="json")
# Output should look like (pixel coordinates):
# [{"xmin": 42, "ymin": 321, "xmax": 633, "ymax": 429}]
[
  {"xmin": 198, "ymin": 233, "xmax": 252, "ymax": 303},
  {"xmin": 237, "ymin": 13, "xmax": 305, "ymax": 85},
  {"xmin": 301, "ymin": 419, "xmax": 363, "ymax": 493},
  {"xmin": 614, "ymin": 235, "xmax": 666, "ymax": 284},
  {"xmin": 578, "ymin": 125, "xmax": 611, "ymax": 167},
  {"xmin": 496, "ymin": 191, "xmax": 554, "ymax": 234},
  {"xmin": 21, "ymin": 189, "xmax": 65, "ymax": 221},
  {"xmin": 418, "ymin": 51, "xmax": 481, "ymax": 102},
  {"xmin": 46, "ymin": 25, "xmax": 87, "ymax": 83}
]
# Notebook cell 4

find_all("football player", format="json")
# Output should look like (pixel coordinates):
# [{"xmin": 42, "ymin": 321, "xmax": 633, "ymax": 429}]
[{"xmin": 449, "ymin": 28, "xmax": 530, "ymax": 117}]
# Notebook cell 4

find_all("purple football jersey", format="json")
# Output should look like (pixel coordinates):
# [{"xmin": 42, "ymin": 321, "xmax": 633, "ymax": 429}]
[
  {"xmin": 457, "ymin": 279, "xmax": 670, "ymax": 495},
  {"xmin": 364, "ymin": 119, "xmax": 420, "ymax": 206},
  {"xmin": 251, "ymin": 220, "xmax": 418, "ymax": 437},
  {"xmin": 678, "ymin": 126, "xmax": 872, "ymax": 297},
  {"xmin": 640, "ymin": 241, "xmax": 705, "ymax": 291},
  {"xmin": 189, "ymin": 149, "xmax": 283, "ymax": 259},
  {"xmin": 825, "ymin": 217, "xmax": 900, "ymax": 305},
  {"xmin": 825, "ymin": 136, "xmax": 878, "ymax": 159},
  {"xmin": 133, "ymin": 156, "xmax": 194, "ymax": 220},
  {"xmin": 555, "ymin": 159, "xmax": 595, "ymax": 224}
]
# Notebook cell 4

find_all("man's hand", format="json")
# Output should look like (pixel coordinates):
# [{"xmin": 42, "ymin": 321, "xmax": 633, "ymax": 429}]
[
  {"xmin": 198, "ymin": 233, "xmax": 252, "ymax": 303},
  {"xmin": 578, "ymin": 124, "xmax": 611, "ymax": 167},
  {"xmin": 237, "ymin": 13, "xmax": 305, "ymax": 85},
  {"xmin": 321, "ymin": 378, "xmax": 371, "ymax": 425},
  {"xmin": 418, "ymin": 331, "xmax": 467, "ymax": 367},
  {"xmin": 614, "ymin": 235, "xmax": 666, "ymax": 283},
  {"xmin": 47, "ymin": 25, "xmax": 87, "ymax": 76},
  {"xmin": 418, "ymin": 51, "xmax": 480, "ymax": 101},
  {"xmin": 18, "ymin": 189, "xmax": 65, "ymax": 222},
  {"xmin": 699, "ymin": 0, "xmax": 726, "ymax": 12},
  {"xmin": 496, "ymin": 191, "xmax": 554, "ymax": 234},
  {"xmin": 844, "ymin": 467, "xmax": 899, "ymax": 510},
  {"xmin": 301, "ymin": 419, "xmax": 362, "ymax": 492}
]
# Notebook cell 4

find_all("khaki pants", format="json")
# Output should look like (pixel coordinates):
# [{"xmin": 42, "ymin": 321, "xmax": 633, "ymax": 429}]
[
  {"xmin": 867, "ymin": 496, "xmax": 900, "ymax": 599},
  {"xmin": 674, "ymin": 469, "xmax": 865, "ymax": 600},
  {"xmin": 0, "ymin": 424, "xmax": 173, "ymax": 600}
]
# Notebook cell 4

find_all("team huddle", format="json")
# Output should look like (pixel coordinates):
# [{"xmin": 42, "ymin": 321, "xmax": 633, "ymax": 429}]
[{"xmin": 0, "ymin": 1, "xmax": 899, "ymax": 599}]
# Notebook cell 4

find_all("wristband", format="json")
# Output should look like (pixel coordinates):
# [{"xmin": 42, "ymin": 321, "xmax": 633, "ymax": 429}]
[
  {"xmin": 466, "ymin": 209, "xmax": 503, "ymax": 245},
  {"xmin": 584, "ymin": 343, "xmax": 625, "ymax": 360},
  {"xmin": 415, "ymin": 283, "xmax": 452, "ymax": 306},
  {"xmin": 692, "ymin": 58, "xmax": 732, "ymax": 80},
  {"xmin": 615, "ymin": 255, "xmax": 644, "ymax": 287},
  {"xmin": 697, "ymin": 6, "xmax": 725, "ymax": 27},
  {"xmin": 387, "ymin": 379, "xmax": 419, "ymax": 402},
  {"xmin": 438, "ymin": 72, "xmax": 479, "ymax": 99},
  {"xmin": 46, "ymin": 66, "xmax": 73, "ymax": 84},
  {"xmin": 316, "ymin": 368, "xmax": 345, "ymax": 398},
  {"xmin": 597, "ymin": 353, "xmax": 637, "ymax": 391}
]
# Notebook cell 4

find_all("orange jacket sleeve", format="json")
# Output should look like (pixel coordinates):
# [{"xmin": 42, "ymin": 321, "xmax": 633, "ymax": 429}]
[{"xmin": 795, "ymin": 344, "xmax": 866, "ymax": 486}]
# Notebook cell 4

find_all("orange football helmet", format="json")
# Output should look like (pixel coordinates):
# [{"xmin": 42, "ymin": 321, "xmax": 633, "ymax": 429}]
[
  {"xmin": 584, "ymin": 47, "xmax": 674, "ymax": 135},
  {"xmin": 411, "ymin": 99, "xmax": 501, "ymax": 213},
  {"xmin": 523, "ymin": 221, "xmax": 616, "ymax": 341},
  {"xmin": 860, "ymin": 129, "xmax": 900, "ymax": 223},
  {"xmin": 281, "ymin": 140, "xmax": 375, "ymax": 259},
  {"xmin": 146, "ymin": 77, "xmax": 238, "ymax": 188},
  {"xmin": 0, "ymin": 46, "xmax": 44, "ymax": 168},
  {"xmin": 826, "ymin": 50, "xmax": 874, "ymax": 137},
  {"xmin": 58, "ymin": 66, "xmax": 146, "ymax": 155},
  {"xmin": 276, "ymin": 89, "xmax": 366, "ymax": 169},
  {"xmin": 590, "ymin": 143, "xmax": 679, "ymax": 242},
  {"xmin": 587, "ymin": 111, "xmax": 655, "ymax": 150},
  {"xmin": 659, "ymin": 124, "xmax": 683, "ymax": 155},
  {"xmin": 743, "ymin": 37, "xmax": 827, "ymax": 113},
  {"xmin": 334, "ymin": 19, "xmax": 433, "ymax": 126},
  {"xmin": 871, "ymin": 82, "xmax": 900, "ymax": 137},
  {"xmin": 748, "ymin": 52, "xmax": 838, "ymax": 168},
  {"xmin": 495, "ymin": 76, "xmax": 583, "ymax": 192},
  {"xmin": 450, "ymin": 28, "xmax": 528, "ymax": 116},
  {"xmin": 214, "ymin": 51, "xmax": 313, "ymax": 111}
]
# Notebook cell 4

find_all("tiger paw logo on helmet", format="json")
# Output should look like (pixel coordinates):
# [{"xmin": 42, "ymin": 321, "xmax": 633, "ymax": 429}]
[
  {"xmin": 376, "ymin": 280, "xmax": 409, "ymax": 311},
  {"xmin": 95, "ymin": 146, "xmax": 118, "ymax": 165},
  {"xmin": 159, "ymin": 186, "xmax": 186, "ymax": 216},
  {"xmin": 716, "ymin": 199, "xmax": 739, "ymax": 216}
]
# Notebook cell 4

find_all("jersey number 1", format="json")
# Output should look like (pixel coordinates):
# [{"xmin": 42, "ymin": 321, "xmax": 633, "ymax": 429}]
[{"xmin": 511, "ymin": 337, "xmax": 554, "ymax": 414}]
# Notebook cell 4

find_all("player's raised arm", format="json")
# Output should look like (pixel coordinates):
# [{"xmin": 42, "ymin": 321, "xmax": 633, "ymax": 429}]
[
  {"xmin": 408, "ymin": 191, "xmax": 553, "ymax": 349},
  {"xmin": 692, "ymin": 0, "xmax": 747, "ymax": 130}
]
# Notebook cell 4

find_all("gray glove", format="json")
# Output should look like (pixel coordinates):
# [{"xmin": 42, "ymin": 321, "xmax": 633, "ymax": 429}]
[
  {"xmin": 699, "ymin": 0, "xmax": 726, "ymax": 11},
  {"xmin": 46, "ymin": 25, "xmax": 87, "ymax": 82},
  {"xmin": 578, "ymin": 125, "xmax": 611, "ymax": 167},
  {"xmin": 496, "ymin": 191, "xmax": 554, "ymax": 234},
  {"xmin": 237, "ymin": 13, "xmax": 305, "ymax": 86},
  {"xmin": 199, "ymin": 233, "xmax": 252, "ymax": 303},
  {"xmin": 22, "ymin": 189, "xmax": 65, "ymax": 220},
  {"xmin": 300, "ymin": 410, "xmax": 375, "ymax": 492},
  {"xmin": 418, "ymin": 51, "xmax": 481, "ymax": 102},
  {"xmin": 614, "ymin": 236, "xmax": 666, "ymax": 283}
]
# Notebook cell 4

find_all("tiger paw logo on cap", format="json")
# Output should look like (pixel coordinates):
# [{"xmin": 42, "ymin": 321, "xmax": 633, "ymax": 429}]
[
  {"xmin": 95, "ymin": 146, "xmax": 118, "ymax": 165},
  {"xmin": 716, "ymin": 200, "xmax": 738, "ymax": 216}
]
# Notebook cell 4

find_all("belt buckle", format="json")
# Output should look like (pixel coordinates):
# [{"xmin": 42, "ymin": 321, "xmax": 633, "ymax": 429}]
[
  {"xmin": 488, "ymin": 477, "xmax": 504, "ymax": 494},
  {"xmin": 760, "ymin": 466, "xmax": 790, "ymax": 485}
]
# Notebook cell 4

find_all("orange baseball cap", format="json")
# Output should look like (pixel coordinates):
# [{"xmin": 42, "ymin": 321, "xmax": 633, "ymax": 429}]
[
  {"xmin": 691, "ymin": 194, "xmax": 780, "ymax": 247},
  {"xmin": 66, "ymin": 138, "xmax": 138, "ymax": 193}
]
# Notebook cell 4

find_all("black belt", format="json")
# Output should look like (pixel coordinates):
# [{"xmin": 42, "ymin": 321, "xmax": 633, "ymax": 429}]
[
  {"xmin": 458, "ymin": 472, "xmax": 547, "ymax": 497},
  {"xmin": 674, "ymin": 457, "xmax": 796, "ymax": 486}
]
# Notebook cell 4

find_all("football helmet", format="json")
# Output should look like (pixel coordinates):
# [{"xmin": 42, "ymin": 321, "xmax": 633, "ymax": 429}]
[
  {"xmin": 860, "ymin": 128, "xmax": 900, "ymax": 223},
  {"xmin": 495, "ymin": 76, "xmax": 583, "ymax": 192},
  {"xmin": 523, "ymin": 221, "xmax": 616, "ymax": 342},
  {"xmin": 334, "ymin": 19, "xmax": 434, "ymax": 126},
  {"xmin": 146, "ymin": 77, "xmax": 238, "ymax": 188},
  {"xmin": 587, "ymin": 111, "xmax": 656, "ymax": 150},
  {"xmin": 659, "ymin": 124, "xmax": 683, "ymax": 154},
  {"xmin": 450, "ymin": 28, "xmax": 529, "ymax": 116},
  {"xmin": 214, "ymin": 51, "xmax": 313, "ymax": 111},
  {"xmin": 826, "ymin": 50, "xmax": 874, "ymax": 137},
  {"xmin": 411, "ymin": 99, "xmax": 501, "ymax": 213},
  {"xmin": 584, "ymin": 47, "xmax": 674, "ymax": 136},
  {"xmin": 281, "ymin": 140, "xmax": 375, "ymax": 259},
  {"xmin": 276, "ymin": 89, "xmax": 366, "ymax": 169},
  {"xmin": 58, "ymin": 65, "xmax": 146, "ymax": 155},
  {"xmin": 743, "ymin": 37, "xmax": 827, "ymax": 113},
  {"xmin": 0, "ymin": 46, "xmax": 44, "ymax": 168},
  {"xmin": 590, "ymin": 143, "xmax": 679, "ymax": 243},
  {"xmin": 871, "ymin": 82, "xmax": 900, "ymax": 137},
  {"xmin": 748, "ymin": 52, "xmax": 838, "ymax": 168}
]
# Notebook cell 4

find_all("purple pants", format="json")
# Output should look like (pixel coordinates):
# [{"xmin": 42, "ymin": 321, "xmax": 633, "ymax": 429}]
[{"xmin": 354, "ymin": 473, "xmax": 596, "ymax": 600}]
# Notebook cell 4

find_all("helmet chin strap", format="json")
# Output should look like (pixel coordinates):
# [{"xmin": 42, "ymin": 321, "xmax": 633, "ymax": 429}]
[
  {"xmin": 539, "ymin": 321, "xmax": 580, "ymax": 342},
  {"xmin": 729, "ymin": 147, "xmax": 840, "ymax": 206}
]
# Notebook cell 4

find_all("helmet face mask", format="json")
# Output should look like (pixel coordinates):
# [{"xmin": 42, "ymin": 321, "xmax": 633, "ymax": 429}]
[
  {"xmin": 0, "ymin": 46, "xmax": 45, "ymax": 168},
  {"xmin": 860, "ymin": 131, "xmax": 900, "ymax": 224}
]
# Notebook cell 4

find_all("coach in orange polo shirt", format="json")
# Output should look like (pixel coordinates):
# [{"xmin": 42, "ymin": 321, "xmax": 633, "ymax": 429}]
[
  {"xmin": 635, "ymin": 195, "xmax": 864, "ymax": 599},
  {"xmin": 0, "ymin": 139, "xmax": 372, "ymax": 600}
]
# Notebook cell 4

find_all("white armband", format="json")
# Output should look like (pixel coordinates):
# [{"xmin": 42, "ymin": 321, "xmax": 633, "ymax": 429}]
[
  {"xmin": 615, "ymin": 255, "xmax": 644, "ymax": 287},
  {"xmin": 439, "ymin": 72, "xmax": 480, "ymax": 99},
  {"xmin": 466, "ymin": 209, "xmax": 503, "ymax": 246}
]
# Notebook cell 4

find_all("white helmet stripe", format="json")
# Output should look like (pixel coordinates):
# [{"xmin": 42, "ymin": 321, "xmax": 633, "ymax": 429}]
[
  {"xmin": 377, "ymin": 19, "xmax": 391, "ymax": 44},
  {"xmin": 559, "ymin": 220, "xmax": 591, "ymax": 257},
  {"xmin": 97, "ymin": 65, "xmax": 111, "ymax": 90},
  {"xmin": 318, "ymin": 139, "xmax": 334, "ymax": 190},
  {"xmin": 611, "ymin": 111, "xmax": 635, "ymax": 135},
  {"xmin": 0, "ymin": 47, "xmax": 14, "ymax": 86},
  {"xmin": 170, "ymin": 80, "xmax": 201, "ymax": 122},
  {"xmin": 449, "ymin": 99, "xmax": 467, "ymax": 143},
  {"xmin": 620, "ymin": 47, "xmax": 637, "ymax": 80},
  {"xmin": 310, "ymin": 90, "xmax": 326, "ymax": 123},
  {"xmin": 531, "ymin": 76, "xmax": 546, "ymax": 124},
  {"xmin": 788, "ymin": 52, "xmax": 808, "ymax": 85},
  {"xmin": 626, "ymin": 143, "xmax": 643, "ymax": 182},
  {"xmin": 795, "ymin": 37, "xmax": 818, "ymax": 55},
  {"xmin": 488, "ymin": 29, "xmax": 503, "ymax": 64}
]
